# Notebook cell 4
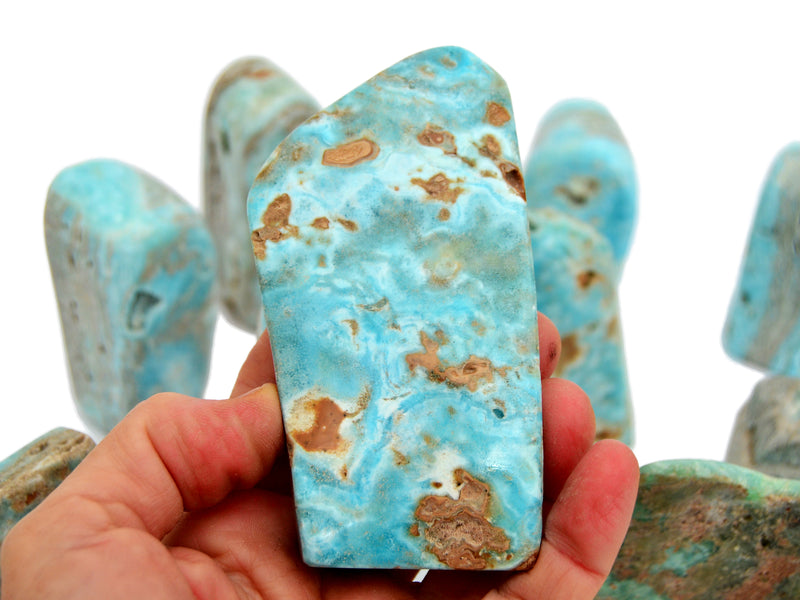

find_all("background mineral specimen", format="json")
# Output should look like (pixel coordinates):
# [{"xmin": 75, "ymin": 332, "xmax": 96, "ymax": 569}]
[
  {"xmin": 248, "ymin": 46, "xmax": 542, "ymax": 570},
  {"xmin": 528, "ymin": 208, "xmax": 632, "ymax": 443},
  {"xmin": 45, "ymin": 159, "xmax": 218, "ymax": 435},
  {"xmin": 0, "ymin": 429, "xmax": 94, "ymax": 557},
  {"xmin": 203, "ymin": 57, "xmax": 319, "ymax": 333},
  {"xmin": 727, "ymin": 376, "xmax": 800, "ymax": 480},
  {"xmin": 723, "ymin": 142, "xmax": 800, "ymax": 377},
  {"xmin": 523, "ymin": 98, "xmax": 638, "ymax": 274},
  {"xmin": 598, "ymin": 460, "xmax": 800, "ymax": 599}
]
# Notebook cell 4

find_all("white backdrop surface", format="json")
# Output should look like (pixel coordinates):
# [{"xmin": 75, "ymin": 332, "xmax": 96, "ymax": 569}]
[{"xmin": 2, "ymin": 1, "xmax": 798, "ymax": 468}]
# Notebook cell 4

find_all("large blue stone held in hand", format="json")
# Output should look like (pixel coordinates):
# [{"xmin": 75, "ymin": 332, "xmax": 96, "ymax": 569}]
[
  {"xmin": 248, "ymin": 46, "xmax": 542, "ymax": 570},
  {"xmin": 723, "ymin": 142, "xmax": 800, "ymax": 376},
  {"xmin": 45, "ymin": 159, "xmax": 217, "ymax": 435},
  {"xmin": 1, "ymin": 428, "xmax": 94, "ymax": 548},
  {"xmin": 204, "ymin": 57, "xmax": 319, "ymax": 333},
  {"xmin": 523, "ymin": 99, "xmax": 637, "ymax": 273},
  {"xmin": 528, "ymin": 208, "xmax": 632, "ymax": 443}
]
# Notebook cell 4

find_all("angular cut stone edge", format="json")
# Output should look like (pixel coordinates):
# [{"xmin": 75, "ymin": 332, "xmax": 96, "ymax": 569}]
[{"xmin": 248, "ymin": 46, "xmax": 542, "ymax": 570}]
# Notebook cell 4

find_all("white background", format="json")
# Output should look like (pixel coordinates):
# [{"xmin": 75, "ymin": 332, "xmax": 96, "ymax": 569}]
[{"xmin": 1, "ymin": 1, "xmax": 798, "ymax": 469}]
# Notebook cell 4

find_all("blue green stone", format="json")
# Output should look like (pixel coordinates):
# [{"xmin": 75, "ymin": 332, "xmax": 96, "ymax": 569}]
[
  {"xmin": 523, "ymin": 99, "xmax": 637, "ymax": 273},
  {"xmin": 1, "ymin": 428, "xmax": 94, "ymax": 551},
  {"xmin": 723, "ymin": 142, "xmax": 800, "ymax": 376},
  {"xmin": 598, "ymin": 460, "xmax": 800, "ymax": 599},
  {"xmin": 727, "ymin": 376, "xmax": 800, "ymax": 480},
  {"xmin": 45, "ymin": 159, "xmax": 217, "ymax": 435},
  {"xmin": 203, "ymin": 57, "xmax": 319, "ymax": 333},
  {"xmin": 248, "ymin": 46, "xmax": 542, "ymax": 570},
  {"xmin": 528, "ymin": 208, "xmax": 632, "ymax": 443}
]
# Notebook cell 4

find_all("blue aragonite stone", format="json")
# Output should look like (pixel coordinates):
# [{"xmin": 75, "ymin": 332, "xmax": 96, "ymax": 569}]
[
  {"xmin": 727, "ymin": 376, "xmax": 800, "ymax": 480},
  {"xmin": 523, "ymin": 99, "xmax": 637, "ymax": 272},
  {"xmin": 723, "ymin": 142, "xmax": 800, "ymax": 376},
  {"xmin": 203, "ymin": 57, "xmax": 319, "ymax": 333},
  {"xmin": 1, "ymin": 428, "xmax": 94, "ymax": 551},
  {"xmin": 528, "ymin": 208, "xmax": 632, "ymax": 443},
  {"xmin": 598, "ymin": 460, "xmax": 800, "ymax": 599},
  {"xmin": 248, "ymin": 46, "xmax": 542, "ymax": 570},
  {"xmin": 45, "ymin": 159, "xmax": 217, "ymax": 435}
]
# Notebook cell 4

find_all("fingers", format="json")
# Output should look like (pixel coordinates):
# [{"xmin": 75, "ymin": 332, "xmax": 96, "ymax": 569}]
[
  {"xmin": 230, "ymin": 327, "xmax": 276, "ymax": 398},
  {"xmin": 542, "ymin": 378, "xmax": 595, "ymax": 501},
  {"xmin": 495, "ymin": 440, "xmax": 639, "ymax": 600},
  {"xmin": 36, "ymin": 384, "xmax": 285, "ymax": 539},
  {"xmin": 538, "ymin": 312, "xmax": 561, "ymax": 380}
]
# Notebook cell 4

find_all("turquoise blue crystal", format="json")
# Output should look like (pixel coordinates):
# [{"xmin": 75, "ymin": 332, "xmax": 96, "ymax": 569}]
[
  {"xmin": 723, "ymin": 142, "xmax": 800, "ymax": 376},
  {"xmin": 598, "ymin": 460, "xmax": 800, "ymax": 599},
  {"xmin": 727, "ymin": 376, "xmax": 800, "ymax": 479},
  {"xmin": 528, "ymin": 208, "xmax": 632, "ymax": 443},
  {"xmin": 203, "ymin": 57, "xmax": 319, "ymax": 333},
  {"xmin": 45, "ymin": 159, "xmax": 217, "ymax": 435},
  {"xmin": 1, "ymin": 428, "xmax": 94, "ymax": 554},
  {"xmin": 248, "ymin": 46, "xmax": 542, "ymax": 570},
  {"xmin": 523, "ymin": 99, "xmax": 637, "ymax": 272}
]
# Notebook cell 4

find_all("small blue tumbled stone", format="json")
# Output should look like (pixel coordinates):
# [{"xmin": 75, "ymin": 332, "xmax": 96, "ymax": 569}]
[
  {"xmin": 203, "ymin": 57, "xmax": 319, "ymax": 333},
  {"xmin": 524, "ymin": 99, "xmax": 637, "ymax": 273},
  {"xmin": 1, "ymin": 428, "xmax": 94, "ymax": 552},
  {"xmin": 528, "ymin": 208, "xmax": 632, "ymax": 443},
  {"xmin": 248, "ymin": 46, "xmax": 542, "ymax": 570},
  {"xmin": 723, "ymin": 142, "xmax": 800, "ymax": 376},
  {"xmin": 45, "ymin": 159, "xmax": 217, "ymax": 435}
]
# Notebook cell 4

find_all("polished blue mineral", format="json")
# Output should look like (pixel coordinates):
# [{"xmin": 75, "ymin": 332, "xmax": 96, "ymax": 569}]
[
  {"xmin": 723, "ymin": 142, "xmax": 800, "ymax": 376},
  {"xmin": 45, "ymin": 159, "xmax": 217, "ymax": 435},
  {"xmin": 523, "ymin": 99, "xmax": 637, "ymax": 273},
  {"xmin": 1, "ymin": 428, "xmax": 94, "ymax": 552},
  {"xmin": 248, "ymin": 46, "xmax": 542, "ymax": 570},
  {"xmin": 528, "ymin": 208, "xmax": 632, "ymax": 443},
  {"xmin": 203, "ymin": 57, "xmax": 319, "ymax": 333}
]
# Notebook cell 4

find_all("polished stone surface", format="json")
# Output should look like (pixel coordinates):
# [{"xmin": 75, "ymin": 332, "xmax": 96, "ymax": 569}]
[
  {"xmin": 204, "ymin": 57, "xmax": 319, "ymax": 333},
  {"xmin": 598, "ymin": 460, "xmax": 800, "ymax": 599},
  {"xmin": 727, "ymin": 376, "xmax": 800, "ymax": 479},
  {"xmin": 248, "ymin": 46, "xmax": 542, "ymax": 570},
  {"xmin": 523, "ymin": 98, "xmax": 637, "ymax": 273},
  {"xmin": 45, "ymin": 159, "xmax": 217, "ymax": 435},
  {"xmin": 1, "ymin": 428, "xmax": 94, "ymax": 546},
  {"xmin": 528, "ymin": 208, "xmax": 632, "ymax": 443},
  {"xmin": 723, "ymin": 142, "xmax": 800, "ymax": 376}
]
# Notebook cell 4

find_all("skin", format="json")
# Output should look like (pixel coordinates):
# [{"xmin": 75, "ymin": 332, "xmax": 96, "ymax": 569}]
[{"xmin": 0, "ymin": 314, "xmax": 639, "ymax": 599}]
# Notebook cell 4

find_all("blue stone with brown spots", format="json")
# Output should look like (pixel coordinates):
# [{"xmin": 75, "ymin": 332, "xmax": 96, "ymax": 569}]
[{"xmin": 248, "ymin": 46, "xmax": 542, "ymax": 570}]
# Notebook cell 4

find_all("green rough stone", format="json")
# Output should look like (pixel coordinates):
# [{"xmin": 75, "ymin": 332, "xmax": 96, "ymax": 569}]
[
  {"xmin": 599, "ymin": 460, "xmax": 800, "ymax": 599},
  {"xmin": 203, "ymin": 57, "xmax": 319, "ymax": 333},
  {"xmin": 727, "ymin": 376, "xmax": 800, "ymax": 480},
  {"xmin": 0, "ymin": 429, "xmax": 94, "ymax": 555}
]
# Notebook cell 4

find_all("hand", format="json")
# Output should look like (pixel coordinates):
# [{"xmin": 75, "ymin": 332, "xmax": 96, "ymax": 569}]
[{"xmin": 0, "ymin": 314, "xmax": 638, "ymax": 599}]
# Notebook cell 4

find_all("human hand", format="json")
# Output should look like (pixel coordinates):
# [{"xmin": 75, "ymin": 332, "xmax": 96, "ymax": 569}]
[{"xmin": 0, "ymin": 314, "xmax": 638, "ymax": 599}]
